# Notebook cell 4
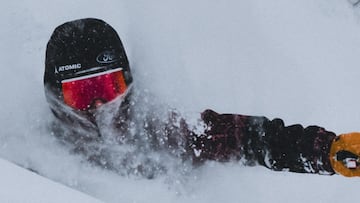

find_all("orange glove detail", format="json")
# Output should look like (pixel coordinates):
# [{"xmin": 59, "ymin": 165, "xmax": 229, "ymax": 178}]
[{"xmin": 330, "ymin": 132, "xmax": 360, "ymax": 177}]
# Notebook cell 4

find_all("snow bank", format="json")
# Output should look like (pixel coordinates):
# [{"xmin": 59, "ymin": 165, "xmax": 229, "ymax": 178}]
[{"xmin": 0, "ymin": 158, "xmax": 102, "ymax": 203}]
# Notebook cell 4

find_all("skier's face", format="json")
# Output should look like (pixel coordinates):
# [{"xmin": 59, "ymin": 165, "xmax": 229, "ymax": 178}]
[{"xmin": 61, "ymin": 67, "xmax": 129, "ymax": 111}]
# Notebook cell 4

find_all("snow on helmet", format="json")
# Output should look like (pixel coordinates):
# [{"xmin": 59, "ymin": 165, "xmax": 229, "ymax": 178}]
[
  {"xmin": 44, "ymin": 18, "xmax": 133, "ymax": 112},
  {"xmin": 330, "ymin": 132, "xmax": 360, "ymax": 177}
]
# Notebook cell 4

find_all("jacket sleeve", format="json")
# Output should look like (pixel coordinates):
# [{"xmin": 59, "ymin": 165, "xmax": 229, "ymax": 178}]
[{"xmin": 189, "ymin": 109, "xmax": 336, "ymax": 175}]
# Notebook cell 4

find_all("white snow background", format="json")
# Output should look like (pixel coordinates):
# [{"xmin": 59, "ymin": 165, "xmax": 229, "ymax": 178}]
[{"xmin": 1, "ymin": 0, "xmax": 360, "ymax": 202}]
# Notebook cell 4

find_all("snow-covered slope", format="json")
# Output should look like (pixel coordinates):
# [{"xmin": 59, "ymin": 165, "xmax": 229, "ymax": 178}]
[
  {"xmin": 2, "ymin": 0, "xmax": 360, "ymax": 202},
  {"xmin": 0, "ymin": 158, "xmax": 102, "ymax": 203}
]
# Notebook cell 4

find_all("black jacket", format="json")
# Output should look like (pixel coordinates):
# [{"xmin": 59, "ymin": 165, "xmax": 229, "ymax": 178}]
[
  {"xmin": 48, "ymin": 91, "xmax": 336, "ymax": 176},
  {"xmin": 193, "ymin": 109, "xmax": 336, "ymax": 175}
]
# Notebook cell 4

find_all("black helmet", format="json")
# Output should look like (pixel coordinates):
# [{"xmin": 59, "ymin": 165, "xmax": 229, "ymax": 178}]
[{"xmin": 44, "ymin": 18, "xmax": 133, "ymax": 113}]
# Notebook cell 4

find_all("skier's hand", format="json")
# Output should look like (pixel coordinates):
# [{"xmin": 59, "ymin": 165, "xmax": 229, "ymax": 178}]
[{"xmin": 330, "ymin": 132, "xmax": 360, "ymax": 177}]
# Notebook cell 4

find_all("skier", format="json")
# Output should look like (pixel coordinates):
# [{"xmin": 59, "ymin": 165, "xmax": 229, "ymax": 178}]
[{"xmin": 44, "ymin": 18, "xmax": 360, "ymax": 178}]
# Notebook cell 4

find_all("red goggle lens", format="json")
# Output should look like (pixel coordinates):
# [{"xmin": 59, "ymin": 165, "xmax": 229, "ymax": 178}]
[{"xmin": 61, "ymin": 68, "xmax": 127, "ymax": 110}]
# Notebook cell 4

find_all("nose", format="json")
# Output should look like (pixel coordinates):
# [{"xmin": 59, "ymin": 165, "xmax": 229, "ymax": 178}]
[{"xmin": 89, "ymin": 98, "xmax": 107, "ymax": 110}]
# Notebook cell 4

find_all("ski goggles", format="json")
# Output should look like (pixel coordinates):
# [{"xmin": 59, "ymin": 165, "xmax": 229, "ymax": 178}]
[{"xmin": 61, "ymin": 68, "xmax": 128, "ymax": 111}]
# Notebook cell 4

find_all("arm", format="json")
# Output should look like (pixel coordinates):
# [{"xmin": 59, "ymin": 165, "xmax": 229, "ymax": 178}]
[{"xmin": 190, "ymin": 109, "xmax": 336, "ymax": 175}]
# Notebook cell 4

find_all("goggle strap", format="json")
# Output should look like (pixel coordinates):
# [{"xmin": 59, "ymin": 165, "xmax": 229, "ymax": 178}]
[{"xmin": 61, "ymin": 68, "xmax": 123, "ymax": 83}]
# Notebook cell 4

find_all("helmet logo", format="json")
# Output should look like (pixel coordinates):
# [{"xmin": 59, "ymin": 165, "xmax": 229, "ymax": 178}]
[
  {"xmin": 55, "ymin": 63, "xmax": 82, "ymax": 74},
  {"xmin": 96, "ymin": 50, "xmax": 118, "ymax": 64}
]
